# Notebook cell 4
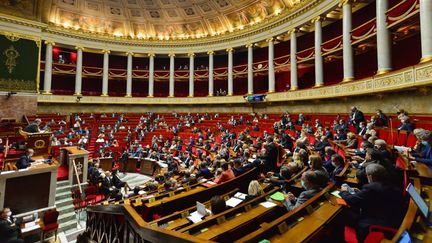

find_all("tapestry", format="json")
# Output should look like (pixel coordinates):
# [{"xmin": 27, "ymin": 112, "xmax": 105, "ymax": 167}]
[{"xmin": 0, "ymin": 33, "xmax": 39, "ymax": 92}]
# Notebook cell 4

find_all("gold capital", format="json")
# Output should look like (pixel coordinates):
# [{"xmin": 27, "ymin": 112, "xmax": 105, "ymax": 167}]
[
  {"xmin": 226, "ymin": 47, "xmax": 234, "ymax": 53},
  {"xmin": 44, "ymin": 40, "xmax": 55, "ymax": 46},
  {"xmin": 245, "ymin": 43, "xmax": 254, "ymax": 48},
  {"xmin": 148, "ymin": 53, "xmax": 156, "ymax": 57},
  {"xmin": 101, "ymin": 49, "xmax": 110, "ymax": 54},
  {"xmin": 168, "ymin": 53, "xmax": 176, "ymax": 57},
  {"xmin": 126, "ymin": 51, "xmax": 134, "ymax": 56},
  {"xmin": 311, "ymin": 16, "xmax": 325, "ymax": 24},
  {"xmin": 207, "ymin": 50, "xmax": 214, "ymax": 55},
  {"xmin": 288, "ymin": 28, "xmax": 298, "ymax": 35},
  {"xmin": 266, "ymin": 37, "xmax": 274, "ymax": 43},
  {"xmin": 75, "ymin": 46, "xmax": 84, "ymax": 51},
  {"xmin": 338, "ymin": 0, "xmax": 353, "ymax": 7},
  {"xmin": 188, "ymin": 53, "xmax": 195, "ymax": 57}
]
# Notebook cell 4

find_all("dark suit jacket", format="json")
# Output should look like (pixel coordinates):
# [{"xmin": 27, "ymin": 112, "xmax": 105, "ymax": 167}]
[
  {"xmin": 23, "ymin": 123, "xmax": 39, "ymax": 133},
  {"xmin": 0, "ymin": 218, "xmax": 21, "ymax": 243},
  {"xmin": 16, "ymin": 155, "xmax": 34, "ymax": 169},
  {"xmin": 340, "ymin": 181, "xmax": 406, "ymax": 229},
  {"xmin": 264, "ymin": 142, "xmax": 278, "ymax": 172},
  {"xmin": 112, "ymin": 174, "xmax": 125, "ymax": 189},
  {"xmin": 101, "ymin": 177, "xmax": 113, "ymax": 195},
  {"xmin": 284, "ymin": 188, "xmax": 320, "ymax": 211}
]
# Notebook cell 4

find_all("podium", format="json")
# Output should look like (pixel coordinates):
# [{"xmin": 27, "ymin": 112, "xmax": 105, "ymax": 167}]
[
  {"xmin": 18, "ymin": 129, "xmax": 52, "ymax": 156},
  {"xmin": 60, "ymin": 147, "xmax": 89, "ymax": 186}
]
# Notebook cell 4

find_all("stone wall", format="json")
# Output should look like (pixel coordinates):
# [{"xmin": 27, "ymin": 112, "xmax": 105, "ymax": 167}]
[
  {"xmin": 36, "ymin": 89, "xmax": 432, "ymax": 115},
  {"xmin": 0, "ymin": 92, "xmax": 37, "ymax": 120}
]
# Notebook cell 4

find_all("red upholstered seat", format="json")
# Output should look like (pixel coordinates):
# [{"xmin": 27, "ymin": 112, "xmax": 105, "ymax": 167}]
[{"xmin": 41, "ymin": 209, "xmax": 60, "ymax": 241}]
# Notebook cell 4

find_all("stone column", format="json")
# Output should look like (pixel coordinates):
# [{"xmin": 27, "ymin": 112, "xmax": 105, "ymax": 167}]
[
  {"xmin": 342, "ymin": 0, "xmax": 354, "ymax": 82},
  {"xmin": 208, "ymin": 51, "xmax": 214, "ymax": 96},
  {"xmin": 313, "ymin": 17, "xmax": 324, "ymax": 87},
  {"xmin": 125, "ymin": 52, "xmax": 133, "ymax": 97},
  {"xmin": 246, "ymin": 43, "xmax": 254, "ymax": 94},
  {"xmin": 168, "ymin": 53, "xmax": 175, "ymax": 97},
  {"xmin": 188, "ymin": 53, "xmax": 195, "ymax": 97},
  {"xmin": 227, "ymin": 48, "xmax": 234, "ymax": 96},
  {"xmin": 74, "ymin": 47, "xmax": 84, "ymax": 95},
  {"xmin": 101, "ymin": 50, "xmax": 110, "ymax": 96},
  {"xmin": 420, "ymin": 0, "xmax": 432, "ymax": 62},
  {"xmin": 148, "ymin": 53, "xmax": 155, "ymax": 97},
  {"xmin": 290, "ymin": 29, "xmax": 298, "ymax": 90},
  {"xmin": 376, "ymin": 0, "xmax": 392, "ymax": 74},
  {"xmin": 43, "ymin": 41, "xmax": 54, "ymax": 94},
  {"xmin": 267, "ymin": 38, "xmax": 275, "ymax": 93}
]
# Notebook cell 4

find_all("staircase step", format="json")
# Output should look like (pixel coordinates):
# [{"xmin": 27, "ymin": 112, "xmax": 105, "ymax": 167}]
[
  {"xmin": 57, "ymin": 180, "xmax": 70, "ymax": 187},
  {"xmin": 59, "ymin": 220, "xmax": 78, "ymax": 233},
  {"xmin": 56, "ymin": 185, "xmax": 74, "ymax": 194},
  {"xmin": 55, "ymin": 197, "xmax": 73, "ymax": 208},
  {"xmin": 59, "ymin": 211, "xmax": 76, "ymax": 224},
  {"xmin": 56, "ymin": 191, "xmax": 71, "ymax": 201},
  {"xmin": 58, "ymin": 204, "xmax": 75, "ymax": 214}
]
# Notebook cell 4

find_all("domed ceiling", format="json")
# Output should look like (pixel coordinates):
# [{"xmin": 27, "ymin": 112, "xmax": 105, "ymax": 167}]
[{"xmin": 0, "ymin": 0, "xmax": 305, "ymax": 40}]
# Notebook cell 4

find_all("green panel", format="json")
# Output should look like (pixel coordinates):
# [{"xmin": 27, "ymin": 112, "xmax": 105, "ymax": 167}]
[{"xmin": 0, "ymin": 34, "xmax": 39, "ymax": 92}]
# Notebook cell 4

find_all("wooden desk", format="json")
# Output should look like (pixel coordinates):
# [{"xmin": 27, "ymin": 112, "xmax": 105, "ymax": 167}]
[
  {"xmin": 99, "ymin": 157, "xmax": 113, "ymax": 171},
  {"xmin": 271, "ymin": 200, "xmax": 341, "ymax": 243},
  {"xmin": 0, "ymin": 155, "xmax": 59, "ymax": 214},
  {"xmin": 195, "ymin": 204, "xmax": 274, "ymax": 240},
  {"xmin": 140, "ymin": 158, "xmax": 157, "ymax": 175},
  {"xmin": 146, "ymin": 186, "xmax": 206, "ymax": 208}
]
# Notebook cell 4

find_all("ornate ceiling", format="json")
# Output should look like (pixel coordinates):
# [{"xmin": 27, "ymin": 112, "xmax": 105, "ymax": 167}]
[{"xmin": 0, "ymin": 0, "xmax": 305, "ymax": 40}]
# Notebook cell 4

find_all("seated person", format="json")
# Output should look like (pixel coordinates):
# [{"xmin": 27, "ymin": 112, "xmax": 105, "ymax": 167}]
[
  {"xmin": 15, "ymin": 148, "xmax": 35, "ymax": 169},
  {"xmin": 23, "ymin": 119, "xmax": 41, "ymax": 133},
  {"xmin": 269, "ymin": 163, "xmax": 299, "ymax": 192},
  {"xmin": 111, "ymin": 169, "xmax": 132, "ymax": 193},
  {"xmin": 246, "ymin": 180, "xmax": 264, "ymax": 200},
  {"xmin": 100, "ymin": 172, "xmax": 120, "ymax": 198},
  {"xmin": 329, "ymin": 154, "xmax": 345, "ymax": 186},
  {"xmin": 210, "ymin": 195, "xmax": 227, "ymax": 215},
  {"xmin": 214, "ymin": 162, "xmax": 235, "ymax": 184},
  {"xmin": 308, "ymin": 155, "xmax": 329, "ymax": 188},
  {"xmin": 0, "ymin": 208, "xmax": 23, "ymax": 243},
  {"xmin": 339, "ymin": 164, "xmax": 406, "ymax": 243},
  {"xmin": 283, "ymin": 171, "xmax": 321, "ymax": 211},
  {"xmin": 409, "ymin": 130, "xmax": 432, "ymax": 167},
  {"xmin": 196, "ymin": 162, "xmax": 213, "ymax": 179}
]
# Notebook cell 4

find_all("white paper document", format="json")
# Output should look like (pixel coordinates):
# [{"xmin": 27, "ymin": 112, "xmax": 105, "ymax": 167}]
[
  {"xmin": 226, "ymin": 197, "xmax": 243, "ymax": 208},
  {"xmin": 234, "ymin": 192, "xmax": 248, "ymax": 200},
  {"xmin": 260, "ymin": 201, "xmax": 277, "ymax": 208}
]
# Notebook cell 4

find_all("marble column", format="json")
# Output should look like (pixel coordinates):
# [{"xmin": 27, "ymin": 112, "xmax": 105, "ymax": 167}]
[
  {"xmin": 188, "ymin": 53, "xmax": 195, "ymax": 97},
  {"xmin": 290, "ymin": 29, "xmax": 298, "ymax": 90},
  {"xmin": 420, "ymin": 0, "xmax": 432, "ymax": 62},
  {"xmin": 342, "ymin": 0, "xmax": 354, "ymax": 82},
  {"xmin": 101, "ymin": 50, "xmax": 110, "ymax": 96},
  {"xmin": 313, "ymin": 17, "xmax": 324, "ymax": 87},
  {"xmin": 208, "ymin": 51, "xmax": 214, "ymax": 96},
  {"xmin": 148, "ymin": 53, "xmax": 155, "ymax": 97},
  {"xmin": 125, "ymin": 52, "xmax": 133, "ymax": 97},
  {"xmin": 43, "ymin": 41, "xmax": 54, "ymax": 94},
  {"xmin": 168, "ymin": 53, "xmax": 175, "ymax": 97},
  {"xmin": 227, "ymin": 48, "xmax": 234, "ymax": 96},
  {"xmin": 267, "ymin": 38, "xmax": 275, "ymax": 93},
  {"xmin": 246, "ymin": 43, "xmax": 254, "ymax": 94},
  {"xmin": 376, "ymin": 0, "xmax": 392, "ymax": 74},
  {"xmin": 74, "ymin": 47, "xmax": 83, "ymax": 95}
]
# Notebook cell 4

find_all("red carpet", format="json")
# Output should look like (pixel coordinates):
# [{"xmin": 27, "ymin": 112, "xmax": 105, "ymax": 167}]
[{"xmin": 57, "ymin": 165, "xmax": 69, "ymax": 181}]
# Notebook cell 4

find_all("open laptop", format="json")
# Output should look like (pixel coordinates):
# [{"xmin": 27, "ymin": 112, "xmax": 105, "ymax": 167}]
[
  {"xmin": 187, "ymin": 201, "xmax": 209, "ymax": 223},
  {"xmin": 406, "ymin": 183, "xmax": 432, "ymax": 225}
]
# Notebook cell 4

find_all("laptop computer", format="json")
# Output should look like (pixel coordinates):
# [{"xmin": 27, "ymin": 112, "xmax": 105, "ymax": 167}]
[{"xmin": 406, "ymin": 183, "xmax": 431, "ymax": 225}]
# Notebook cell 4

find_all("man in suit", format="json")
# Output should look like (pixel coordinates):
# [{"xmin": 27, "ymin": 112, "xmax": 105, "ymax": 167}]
[
  {"xmin": 100, "ymin": 172, "xmax": 119, "ymax": 198},
  {"xmin": 340, "ymin": 164, "xmax": 406, "ymax": 243},
  {"xmin": 0, "ymin": 208, "xmax": 23, "ymax": 243},
  {"xmin": 350, "ymin": 107, "xmax": 365, "ymax": 133},
  {"xmin": 264, "ymin": 136, "xmax": 278, "ymax": 172},
  {"xmin": 329, "ymin": 154, "xmax": 345, "ymax": 186},
  {"xmin": 23, "ymin": 119, "xmax": 41, "ymax": 133},
  {"xmin": 16, "ymin": 149, "xmax": 35, "ymax": 169},
  {"xmin": 284, "ymin": 171, "xmax": 321, "ymax": 211}
]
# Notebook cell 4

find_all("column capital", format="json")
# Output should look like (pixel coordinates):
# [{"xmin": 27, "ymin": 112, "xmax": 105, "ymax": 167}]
[
  {"xmin": 168, "ymin": 53, "xmax": 176, "ymax": 57},
  {"xmin": 338, "ymin": 0, "xmax": 353, "ymax": 7},
  {"xmin": 226, "ymin": 47, "xmax": 234, "ymax": 53},
  {"xmin": 245, "ymin": 43, "xmax": 254, "ymax": 48},
  {"xmin": 44, "ymin": 40, "xmax": 55, "ymax": 46},
  {"xmin": 187, "ymin": 53, "xmax": 195, "ymax": 57},
  {"xmin": 126, "ymin": 51, "xmax": 134, "ymax": 56},
  {"xmin": 207, "ymin": 50, "xmax": 214, "ymax": 55},
  {"xmin": 288, "ymin": 28, "xmax": 299, "ymax": 35},
  {"xmin": 266, "ymin": 37, "xmax": 274, "ymax": 43},
  {"xmin": 75, "ymin": 46, "xmax": 84, "ymax": 51},
  {"xmin": 101, "ymin": 49, "xmax": 110, "ymax": 54},
  {"xmin": 147, "ymin": 52, "xmax": 156, "ymax": 57},
  {"xmin": 311, "ymin": 16, "xmax": 325, "ymax": 24}
]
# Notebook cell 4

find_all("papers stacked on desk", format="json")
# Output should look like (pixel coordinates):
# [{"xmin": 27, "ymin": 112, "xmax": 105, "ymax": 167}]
[
  {"xmin": 187, "ymin": 201, "xmax": 210, "ymax": 223},
  {"xmin": 21, "ymin": 221, "xmax": 40, "ymax": 233},
  {"xmin": 226, "ymin": 192, "xmax": 248, "ymax": 208}
]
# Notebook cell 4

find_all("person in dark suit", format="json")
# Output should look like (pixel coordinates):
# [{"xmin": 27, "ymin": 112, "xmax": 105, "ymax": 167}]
[
  {"xmin": 15, "ymin": 149, "xmax": 35, "ymax": 169},
  {"xmin": 112, "ymin": 170, "xmax": 131, "ymax": 193},
  {"xmin": 0, "ymin": 208, "xmax": 23, "ymax": 243},
  {"xmin": 264, "ymin": 136, "xmax": 278, "ymax": 172},
  {"xmin": 100, "ymin": 172, "xmax": 119, "ymax": 198},
  {"xmin": 350, "ymin": 107, "xmax": 365, "ymax": 133},
  {"xmin": 329, "ymin": 154, "xmax": 345, "ymax": 186},
  {"xmin": 340, "ymin": 164, "xmax": 406, "ymax": 243},
  {"xmin": 283, "ymin": 171, "xmax": 321, "ymax": 211},
  {"xmin": 23, "ymin": 119, "xmax": 41, "ymax": 133}
]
